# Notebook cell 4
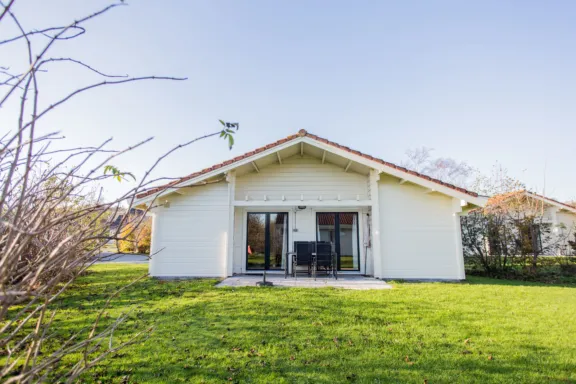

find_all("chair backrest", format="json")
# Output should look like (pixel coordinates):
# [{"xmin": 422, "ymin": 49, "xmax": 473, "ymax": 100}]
[
  {"xmin": 316, "ymin": 242, "xmax": 332, "ymax": 255},
  {"xmin": 315, "ymin": 242, "xmax": 333, "ymax": 265},
  {"xmin": 294, "ymin": 241, "xmax": 313, "ymax": 264}
]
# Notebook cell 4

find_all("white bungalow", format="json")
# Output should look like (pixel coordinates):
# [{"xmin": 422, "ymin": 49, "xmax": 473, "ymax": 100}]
[
  {"xmin": 135, "ymin": 130, "xmax": 486, "ymax": 280},
  {"xmin": 484, "ymin": 191, "xmax": 576, "ymax": 255}
]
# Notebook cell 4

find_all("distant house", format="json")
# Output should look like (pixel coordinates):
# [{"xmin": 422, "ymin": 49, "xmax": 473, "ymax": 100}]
[
  {"xmin": 484, "ymin": 191, "xmax": 576, "ymax": 256},
  {"xmin": 135, "ymin": 130, "xmax": 486, "ymax": 279}
]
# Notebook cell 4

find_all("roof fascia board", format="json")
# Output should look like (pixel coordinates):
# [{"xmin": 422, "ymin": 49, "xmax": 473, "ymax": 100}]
[{"xmin": 300, "ymin": 137, "xmax": 485, "ymax": 206}]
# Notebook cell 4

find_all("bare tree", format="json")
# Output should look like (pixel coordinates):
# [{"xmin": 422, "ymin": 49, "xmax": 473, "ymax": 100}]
[
  {"xmin": 0, "ymin": 2, "xmax": 238, "ymax": 382},
  {"xmin": 470, "ymin": 163, "xmax": 525, "ymax": 196},
  {"xmin": 401, "ymin": 147, "xmax": 475, "ymax": 188},
  {"xmin": 462, "ymin": 191, "xmax": 573, "ymax": 277}
]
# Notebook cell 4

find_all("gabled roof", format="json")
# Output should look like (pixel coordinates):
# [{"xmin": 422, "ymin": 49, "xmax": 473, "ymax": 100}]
[
  {"xmin": 486, "ymin": 190, "xmax": 576, "ymax": 214},
  {"xmin": 136, "ymin": 129, "xmax": 480, "ymax": 201},
  {"xmin": 524, "ymin": 191, "xmax": 576, "ymax": 213}
]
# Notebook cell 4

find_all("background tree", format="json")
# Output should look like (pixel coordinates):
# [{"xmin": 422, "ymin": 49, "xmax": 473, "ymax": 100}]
[
  {"xmin": 0, "ymin": 2, "xmax": 238, "ymax": 382},
  {"xmin": 470, "ymin": 163, "xmax": 526, "ymax": 196},
  {"xmin": 118, "ymin": 216, "xmax": 152, "ymax": 254},
  {"xmin": 401, "ymin": 148, "xmax": 531, "ymax": 198},
  {"xmin": 401, "ymin": 147, "xmax": 475, "ymax": 189}
]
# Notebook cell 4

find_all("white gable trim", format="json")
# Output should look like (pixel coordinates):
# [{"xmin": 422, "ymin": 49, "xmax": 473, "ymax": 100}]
[{"xmin": 135, "ymin": 135, "xmax": 485, "ymax": 207}]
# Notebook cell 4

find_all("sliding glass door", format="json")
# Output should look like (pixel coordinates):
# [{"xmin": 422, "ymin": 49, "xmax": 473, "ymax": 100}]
[
  {"xmin": 316, "ymin": 212, "xmax": 360, "ymax": 271},
  {"xmin": 246, "ymin": 213, "xmax": 288, "ymax": 270}
]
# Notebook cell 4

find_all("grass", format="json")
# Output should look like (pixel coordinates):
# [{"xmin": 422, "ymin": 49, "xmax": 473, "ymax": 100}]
[{"xmin": 42, "ymin": 264, "xmax": 576, "ymax": 383}]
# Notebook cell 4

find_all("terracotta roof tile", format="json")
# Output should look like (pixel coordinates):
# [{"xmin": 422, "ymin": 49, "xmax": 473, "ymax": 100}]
[{"xmin": 136, "ymin": 130, "xmax": 479, "ymax": 199}]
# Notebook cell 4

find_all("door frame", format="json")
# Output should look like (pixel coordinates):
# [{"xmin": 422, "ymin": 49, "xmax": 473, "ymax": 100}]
[
  {"xmin": 239, "ymin": 207, "xmax": 367, "ymax": 275},
  {"xmin": 245, "ymin": 211, "xmax": 289, "ymax": 271},
  {"xmin": 315, "ymin": 212, "xmax": 361, "ymax": 272}
]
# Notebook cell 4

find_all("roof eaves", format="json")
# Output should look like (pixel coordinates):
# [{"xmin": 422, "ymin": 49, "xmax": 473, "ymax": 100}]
[{"xmin": 135, "ymin": 129, "xmax": 480, "ymax": 200}]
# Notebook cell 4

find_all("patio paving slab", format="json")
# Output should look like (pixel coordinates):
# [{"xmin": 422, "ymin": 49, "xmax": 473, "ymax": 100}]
[{"xmin": 217, "ymin": 275, "xmax": 393, "ymax": 290}]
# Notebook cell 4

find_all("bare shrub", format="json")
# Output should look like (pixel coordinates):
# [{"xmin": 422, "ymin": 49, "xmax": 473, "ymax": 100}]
[{"xmin": 0, "ymin": 2, "xmax": 238, "ymax": 382}]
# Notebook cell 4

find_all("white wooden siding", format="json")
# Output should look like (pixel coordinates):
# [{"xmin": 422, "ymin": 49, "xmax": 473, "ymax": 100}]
[
  {"xmin": 149, "ymin": 182, "xmax": 229, "ymax": 277},
  {"xmin": 232, "ymin": 207, "xmax": 244, "ymax": 274},
  {"xmin": 235, "ymin": 154, "xmax": 368, "ymax": 202},
  {"xmin": 378, "ymin": 175, "xmax": 462, "ymax": 279}
]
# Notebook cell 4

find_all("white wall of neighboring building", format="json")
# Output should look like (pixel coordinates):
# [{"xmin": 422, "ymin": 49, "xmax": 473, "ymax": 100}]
[
  {"xmin": 529, "ymin": 206, "xmax": 576, "ymax": 255},
  {"xmin": 377, "ymin": 175, "xmax": 463, "ymax": 280},
  {"xmin": 556, "ymin": 211, "xmax": 576, "ymax": 255},
  {"xmin": 557, "ymin": 211, "xmax": 576, "ymax": 234},
  {"xmin": 149, "ymin": 182, "xmax": 229, "ymax": 277}
]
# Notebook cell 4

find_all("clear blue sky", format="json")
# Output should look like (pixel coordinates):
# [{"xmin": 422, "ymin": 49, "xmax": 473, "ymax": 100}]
[{"xmin": 2, "ymin": 1, "xmax": 575, "ymax": 201}]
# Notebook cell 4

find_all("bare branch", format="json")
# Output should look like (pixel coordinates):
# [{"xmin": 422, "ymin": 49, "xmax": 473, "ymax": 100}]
[{"xmin": 39, "ymin": 57, "xmax": 129, "ymax": 78}]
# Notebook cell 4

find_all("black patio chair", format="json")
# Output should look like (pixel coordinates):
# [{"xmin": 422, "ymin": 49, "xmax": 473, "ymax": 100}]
[
  {"xmin": 292, "ymin": 241, "xmax": 314, "ymax": 278},
  {"xmin": 313, "ymin": 241, "xmax": 337, "ymax": 280}
]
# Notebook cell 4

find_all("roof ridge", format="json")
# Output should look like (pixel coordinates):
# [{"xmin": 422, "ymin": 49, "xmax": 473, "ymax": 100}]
[{"xmin": 136, "ymin": 130, "xmax": 479, "ymax": 199}]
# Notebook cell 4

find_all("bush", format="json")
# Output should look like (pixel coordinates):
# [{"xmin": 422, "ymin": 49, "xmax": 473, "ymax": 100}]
[{"xmin": 461, "ymin": 208, "xmax": 576, "ymax": 283}]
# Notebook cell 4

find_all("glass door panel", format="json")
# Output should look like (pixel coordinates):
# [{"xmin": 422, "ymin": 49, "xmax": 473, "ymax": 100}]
[
  {"xmin": 246, "ymin": 212, "xmax": 289, "ymax": 271},
  {"xmin": 338, "ymin": 213, "xmax": 359, "ymax": 271},
  {"xmin": 317, "ymin": 213, "xmax": 336, "ymax": 244},
  {"xmin": 247, "ymin": 213, "xmax": 266, "ymax": 270},
  {"xmin": 316, "ymin": 212, "xmax": 360, "ymax": 271},
  {"xmin": 269, "ymin": 213, "xmax": 288, "ymax": 270}
]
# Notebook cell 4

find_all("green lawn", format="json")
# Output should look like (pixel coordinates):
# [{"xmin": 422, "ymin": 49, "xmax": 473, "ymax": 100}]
[{"xmin": 47, "ymin": 264, "xmax": 575, "ymax": 383}]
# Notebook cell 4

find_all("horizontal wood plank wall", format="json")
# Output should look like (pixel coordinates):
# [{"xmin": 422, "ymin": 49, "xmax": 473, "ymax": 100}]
[
  {"xmin": 150, "ymin": 182, "xmax": 229, "ymax": 277},
  {"xmin": 232, "ymin": 208, "xmax": 244, "ymax": 274},
  {"xmin": 378, "ymin": 175, "xmax": 461, "ymax": 279},
  {"xmin": 235, "ymin": 154, "xmax": 369, "ymax": 202}
]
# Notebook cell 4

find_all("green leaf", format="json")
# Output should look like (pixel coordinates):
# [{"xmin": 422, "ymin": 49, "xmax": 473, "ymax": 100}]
[
  {"xmin": 124, "ymin": 172, "xmax": 136, "ymax": 181},
  {"xmin": 219, "ymin": 119, "xmax": 225, "ymax": 126},
  {"xmin": 103, "ymin": 164, "xmax": 135, "ymax": 183}
]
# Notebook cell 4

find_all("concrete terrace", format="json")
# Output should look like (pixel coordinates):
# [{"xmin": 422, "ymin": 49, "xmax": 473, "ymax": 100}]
[{"xmin": 217, "ymin": 275, "xmax": 393, "ymax": 290}]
